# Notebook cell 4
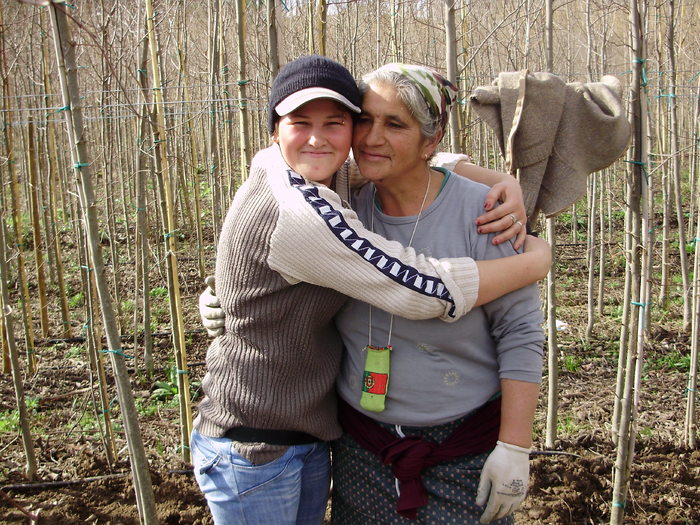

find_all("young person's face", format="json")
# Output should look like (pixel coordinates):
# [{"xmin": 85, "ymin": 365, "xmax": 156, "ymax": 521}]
[
  {"xmin": 351, "ymin": 81, "xmax": 438, "ymax": 186},
  {"xmin": 274, "ymin": 98, "xmax": 353, "ymax": 186}
]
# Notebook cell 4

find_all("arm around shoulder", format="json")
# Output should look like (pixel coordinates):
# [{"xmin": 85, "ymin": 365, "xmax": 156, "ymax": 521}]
[
  {"xmin": 267, "ymin": 183, "xmax": 481, "ymax": 322},
  {"xmin": 473, "ymin": 235, "xmax": 550, "ymax": 306}
]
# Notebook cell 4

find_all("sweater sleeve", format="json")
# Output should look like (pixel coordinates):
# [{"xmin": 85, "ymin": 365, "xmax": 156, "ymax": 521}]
[
  {"xmin": 431, "ymin": 152, "xmax": 473, "ymax": 172},
  {"xmin": 266, "ymin": 164, "xmax": 479, "ymax": 323}
]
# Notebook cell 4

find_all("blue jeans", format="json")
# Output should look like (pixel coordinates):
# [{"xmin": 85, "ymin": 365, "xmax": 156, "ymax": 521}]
[{"xmin": 191, "ymin": 429, "xmax": 331, "ymax": 525}]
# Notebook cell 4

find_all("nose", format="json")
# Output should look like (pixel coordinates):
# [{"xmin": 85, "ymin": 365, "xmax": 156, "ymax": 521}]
[
  {"xmin": 362, "ymin": 121, "xmax": 384, "ymax": 146},
  {"xmin": 308, "ymin": 126, "xmax": 327, "ymax": 148}
]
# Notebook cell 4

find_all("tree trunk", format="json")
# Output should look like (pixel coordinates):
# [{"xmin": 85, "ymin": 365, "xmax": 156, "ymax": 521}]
[
  {"xmin": 684, "ymin": 76, "xmax": 700, "ymax": 448},
  {"xmin": 144, "ymin": 0, "xmax": 193, "ymax": 464},
  {"xmin": 267, "ymin": 0, "xmax": 280, "ymax": 77},
  {"xmin": 26, "ymin": 119, "xmax": 50, "ymax": 338},
  {"xmin": 685, "ymin": 171, "xmax": 699, "ymax": 448},
  {"xmin": 611, "ymin": 1, "xmax": 648, "ymax": 521},
  {"xmin": 316, "ymin": 0, "xmax": 327, "ymax": 56},
  {"xmin": 666, "ymin": 0, "xmax": 691, "ymax": 331},
  {"xmin": 585, "ymin": 175, "xmax": 597, "ymax": 342},
  {"xmin": 47, "ymin": 4, "xmax": 157, "ymax": 522},
  {"xmin": 175, "ymin": 26, "xmax": 205, "ymax": 280},
  {"xmin": 0, "ymin": 11, "xmax": 36, "ymax": 374},
  {"xmin": 597, "ymin": 172, "xmax": 607, "ymax": 318},
  {"xmin": 208, "ymin": 0, "xmax": 223, "ymax": 239},
  {"xmin": 0, "ymin": 210, "xmax": 37, "ymax": 481},
  {"xmin": 543, "ymin": 0, "xmax": 560, "ymax": 450},
  {"xmin": 545, "ymin": 218, "xmax": 559, "ymax": 449},
  {"xmin": 40, "ymin": 10, "xmax": 71, "ymax": 338},
  {"xmin": 135, "ymin": 33, "xmax": 153, "ymax": 376},
  {"xmin": 236, "ymin": 0, "xmax": 252, "ymax": 182}
]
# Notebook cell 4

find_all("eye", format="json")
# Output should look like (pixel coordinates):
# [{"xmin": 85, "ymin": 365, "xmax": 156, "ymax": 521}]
[{"xmin": 356, "ymin": 115, "xmax": 371, "ymax": 124}]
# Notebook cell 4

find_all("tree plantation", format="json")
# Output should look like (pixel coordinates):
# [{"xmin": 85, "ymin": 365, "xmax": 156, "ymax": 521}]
[{"xmin": 1, "ymin": 0, "xmax": 699, "ymax": 523}]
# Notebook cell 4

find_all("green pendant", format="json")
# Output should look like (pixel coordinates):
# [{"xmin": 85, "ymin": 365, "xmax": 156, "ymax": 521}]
[{"xmin": 360, "ymin": 344, "xmax": 392, "ymax": 412}]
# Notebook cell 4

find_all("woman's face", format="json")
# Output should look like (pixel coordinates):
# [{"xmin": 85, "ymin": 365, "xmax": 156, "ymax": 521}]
[
  {"xmin": 274, "ymin": 98, "xmax": 353, "ymax": 186},
  {"xmin": 352, "ymin": 81, "xmax": 438, "ymax": 185}
]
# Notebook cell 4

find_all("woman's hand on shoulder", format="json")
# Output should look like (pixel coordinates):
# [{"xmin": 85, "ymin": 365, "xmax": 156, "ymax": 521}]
[
  {"xmin": 475, "ymin": 177, "xmax": 527, "ymax": 249},
  {"xmin": 447, "ymin": 159, "xmax": 527, "ymax": 249}
]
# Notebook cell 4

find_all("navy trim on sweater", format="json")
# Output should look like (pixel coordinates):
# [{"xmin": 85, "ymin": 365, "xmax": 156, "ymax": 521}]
[{"xmin": 288, "ymin": 171, "xmax": 457, "ymax": 317}]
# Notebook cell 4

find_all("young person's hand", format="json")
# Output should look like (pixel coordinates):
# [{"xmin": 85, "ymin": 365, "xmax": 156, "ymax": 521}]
[
  {"xmin": 475, "ymin": 178, "xmax": 527, "ymax": 250},
  {"xmin": 476, "ymin": 440, "xmax": 530, "ymax": 523},
  {"xmin": 199, "ymin": 276, "xmax": 225, "ymax": 337}
]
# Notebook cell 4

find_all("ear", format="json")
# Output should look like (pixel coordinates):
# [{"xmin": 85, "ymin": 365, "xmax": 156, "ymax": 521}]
[
  {"xmin": 422, "ymin": 129, "xmax": 443, "ymax": 159},
  {"xmin": 272, "ymin": 124, "xmax": 280, "ymax": 143}
]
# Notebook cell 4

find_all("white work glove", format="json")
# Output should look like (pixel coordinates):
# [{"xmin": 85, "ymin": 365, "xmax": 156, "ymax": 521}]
[
  {"xmin": 476, "ymin": 440, "xmax": 530, "ymax": 524},
  {"xmin": 199, "ymin": 276, "xmax": 225, "ymax": 337}
]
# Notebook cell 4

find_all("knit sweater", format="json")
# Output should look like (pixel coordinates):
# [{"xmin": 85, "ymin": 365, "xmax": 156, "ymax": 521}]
[{"xmin": 193, "ymin": 145, "xmax": 481, "ymax": 463}]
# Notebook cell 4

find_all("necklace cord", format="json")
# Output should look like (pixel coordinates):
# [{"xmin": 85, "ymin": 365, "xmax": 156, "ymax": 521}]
[{"xmin": 368, "ymin": 168, "xmax": 433, "ymax": 347}]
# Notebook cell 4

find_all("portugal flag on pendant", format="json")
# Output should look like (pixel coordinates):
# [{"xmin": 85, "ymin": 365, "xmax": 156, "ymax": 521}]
[{"xmin": 363, "ymin": 371, "xmax": 389, "ymax": 394}]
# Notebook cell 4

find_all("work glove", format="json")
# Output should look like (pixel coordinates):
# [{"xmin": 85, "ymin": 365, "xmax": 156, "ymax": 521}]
[
  {"xmin": 199, "ymin": 276, "xmax": 225, "ymax": 337},
  {"xmin": 476, "ymin": 440, "xmax": 530, "ymax": 524}
]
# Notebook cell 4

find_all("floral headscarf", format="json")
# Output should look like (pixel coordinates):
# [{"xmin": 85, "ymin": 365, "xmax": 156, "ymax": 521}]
[{"xmin": 374, "ymin": 63, "xmax": 458, "ymax": 131}]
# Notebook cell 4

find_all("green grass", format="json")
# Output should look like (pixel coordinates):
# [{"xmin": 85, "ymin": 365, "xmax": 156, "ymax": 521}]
[
  {"xmin": 64, "ymin": 345, "xmax": 83, "ymax": 359},
  {"xmin": 562, "ymin": 354, "xmax": 583, "ymax": 373},
  {"xmin": 136, "ymin": 398, "xmax": 159, "ymax": 418},
  {"xmin": 121, "ymin": 298, "xmax": 135, "ymax": 315},
  {"xmin": 150, "ymin": 364, "xmax": 203, "ymax": 403},
  {"xmin": 149, "ymin": 286, "xmax": 169, "ymax": 298},
  {"xmin": 670, "ymin": 273, "xmax": 684, "ymax": 285},
  {"xmin": 557, "ymin": 414, "xmax": 583, "ymax": 435},
  {"xmin": 647, "ymin": 350, "xmax": 691, "ymax": 372},
  {"xmin": 77, "ymin": 411, "xmax": 99, "ymax": 432},
  {"xmin": 0, "ymin": 398, "xmax": 39, "ymax": 433},
  {"xmin": 639, "ymin": 426, "xmax": 654, "ymax": 438},
  {"xmin": 68, "ymin": 292, "xmax": 84, "ymax": 309}
]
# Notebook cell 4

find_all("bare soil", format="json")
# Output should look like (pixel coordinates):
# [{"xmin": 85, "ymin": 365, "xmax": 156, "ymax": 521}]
[{"xmin": 1, "ymin": 241, "xmax": 699, "ymax": 524}]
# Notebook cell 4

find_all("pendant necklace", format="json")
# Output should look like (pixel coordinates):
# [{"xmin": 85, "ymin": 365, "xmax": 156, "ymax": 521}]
[{"xmin": 360, "ymin": 169, "xmax": 433, "ymax": 413}]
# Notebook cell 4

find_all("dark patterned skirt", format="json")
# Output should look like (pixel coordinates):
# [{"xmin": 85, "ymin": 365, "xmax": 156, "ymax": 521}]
[{"xmin": 330, "ymin": 415, "xmax": 514, "ymax": 525}]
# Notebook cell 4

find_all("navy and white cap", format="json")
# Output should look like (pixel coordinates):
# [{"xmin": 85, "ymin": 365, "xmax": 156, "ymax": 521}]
[{"xmin": 268, "ymin": 55, "xmax": 362, "ymax": 134}]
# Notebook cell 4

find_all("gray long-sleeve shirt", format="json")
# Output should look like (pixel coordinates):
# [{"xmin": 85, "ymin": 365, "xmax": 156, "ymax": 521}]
[{"xmin": 335, "ymin": 169, "xmax": 545, "ymax": 426}]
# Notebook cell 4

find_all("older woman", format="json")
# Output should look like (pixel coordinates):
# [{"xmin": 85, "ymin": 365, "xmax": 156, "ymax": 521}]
[{"xmin": 331, "ymin": 65, "xmax": 543, "ymax": 525}]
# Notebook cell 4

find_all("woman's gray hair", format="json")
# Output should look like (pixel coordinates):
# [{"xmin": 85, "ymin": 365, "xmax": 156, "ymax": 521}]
[{"xmin": 359, "ymin": 69, "xmax": 443, "ymax": 141}]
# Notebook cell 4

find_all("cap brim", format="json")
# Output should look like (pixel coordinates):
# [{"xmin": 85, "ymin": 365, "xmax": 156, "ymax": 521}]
[{"xmin": 275, "ymin": 87, "xmax": 361, "ymax": 116}]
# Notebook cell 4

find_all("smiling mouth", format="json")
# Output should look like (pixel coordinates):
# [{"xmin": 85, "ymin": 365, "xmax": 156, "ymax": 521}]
[
  {"xmin": 360, "ymin": 151, "xmax": 389, "ymax": 161},
  {"xmin": 302, "ymin": 151, "xmax": 332, "ymax": 155}
]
